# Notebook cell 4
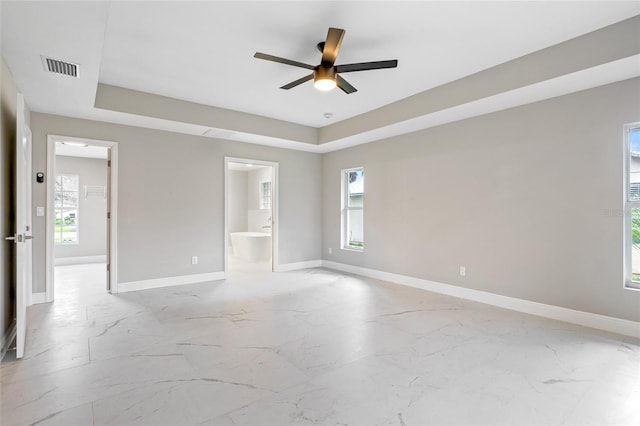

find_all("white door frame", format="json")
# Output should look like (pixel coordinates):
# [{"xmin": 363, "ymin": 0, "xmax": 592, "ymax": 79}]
[
  {"xmin": 46, "ymin": 135, "xmax": 119, "ymax": 299},
  {"xmin": 224, "ymin": 156, "xmax": 279, "ymax": 276}
]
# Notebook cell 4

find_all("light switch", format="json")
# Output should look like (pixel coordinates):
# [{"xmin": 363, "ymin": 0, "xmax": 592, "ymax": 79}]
[{"xmin": 36, "ymin": 206, "xmax": 45, "ymax": 217}]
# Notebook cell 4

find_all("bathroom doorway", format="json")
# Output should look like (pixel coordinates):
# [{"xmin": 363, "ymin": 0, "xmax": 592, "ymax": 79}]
[{"xmin": 224, "ymin": 157, "xmax": 278, "ymax": 274}]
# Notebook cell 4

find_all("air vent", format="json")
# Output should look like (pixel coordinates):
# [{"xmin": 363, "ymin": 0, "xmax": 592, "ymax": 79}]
[
  {"xmin": 202, "ymin": 128, "xmax": 236, "ymax": 139},
  {"xmin": 41, "ymin": 56, "xmax": 79, "ymax": 78}
]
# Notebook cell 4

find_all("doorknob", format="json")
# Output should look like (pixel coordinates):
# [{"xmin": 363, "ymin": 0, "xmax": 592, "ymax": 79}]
[{"xmin": 4, "ymin": 234, "xmax": 28, "ymax": 243}]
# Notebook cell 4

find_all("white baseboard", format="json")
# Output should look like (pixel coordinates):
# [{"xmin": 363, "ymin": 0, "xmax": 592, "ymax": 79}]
[
  {"xmin": 275, "ymin": 260, "xmax": 322, "ymax": 272},
  {"xmin": 118, "ymin": 272, "xmax": 225, "ymax": 293},
  {"xmin": 31, "ymin": 292, "xmax": 47, "ymax": 305},
  {"xmin": 1, "ymin": 320, "xmax": 17, "ymax": 360},
  {"xmin": 55, "ymin": 255, "xmax": 106, "ymax": 266},
  {"xmin": 321, "ymin": 260, "xmax": 640, "ymax": 339}
]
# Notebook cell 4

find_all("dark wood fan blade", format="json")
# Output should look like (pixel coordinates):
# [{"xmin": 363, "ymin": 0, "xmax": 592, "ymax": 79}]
[
  {"xmin": 254, "ymin": 52, "xmax": 315, "ymax": 70},
  {"xmin": 321, "ymin": 28, "xmax": 345, "ymax": 67},
  {"xmin": 280, "ymin": 73, "xmax": 314, "ymax": 90},
  {"xmin": 335, "ymin": 60, "xmax": 398, "ymax": 73},
  {"xmin": 336, "ymin": 75, "xmax": 357, "ymax": 94}
]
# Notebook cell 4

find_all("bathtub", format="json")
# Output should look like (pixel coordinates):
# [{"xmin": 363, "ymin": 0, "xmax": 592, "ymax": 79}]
[{"xmin": 230, "ymin": 232, "xmax": 271, "ymax": 262}]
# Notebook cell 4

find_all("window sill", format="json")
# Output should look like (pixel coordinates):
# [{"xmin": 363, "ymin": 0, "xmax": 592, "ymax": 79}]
[
  {"xmin": 624, "ymin": 281, "xmax": 640, "ymax": 291},
  {"xmin": 341, "ymin": 246, "xmax": 364, "ymax": 253}
]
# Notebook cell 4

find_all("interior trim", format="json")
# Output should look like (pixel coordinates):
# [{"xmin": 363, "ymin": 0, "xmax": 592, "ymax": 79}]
[
  {"xmin": 274, "ymin": 260, "xmax": 322, "ymax": 272},
  {"xmin": 31, "ymin": 292, "xmax": 46, "ymax": 305},
  {"xmin": 321, "ymin": 260, "xmax": 640, "ymax": 338},
  {"xmin": 118, "ymin": 272, "xmax": 226, "ymax": 293}
]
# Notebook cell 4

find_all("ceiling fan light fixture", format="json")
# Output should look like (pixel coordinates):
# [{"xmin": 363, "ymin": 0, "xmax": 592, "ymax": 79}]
[
  {"xmin": 313, "ymin": 67, "xmax": 337, "ymax": 91},
  {"xmin": 314, "ymin": 78, "xmax": 336, "ymax": 91}
]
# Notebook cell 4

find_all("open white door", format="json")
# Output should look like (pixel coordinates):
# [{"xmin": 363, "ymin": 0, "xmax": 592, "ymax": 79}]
[{"xmin": 4, "ymin": 93, "xmax": 33, "ymax": 359}]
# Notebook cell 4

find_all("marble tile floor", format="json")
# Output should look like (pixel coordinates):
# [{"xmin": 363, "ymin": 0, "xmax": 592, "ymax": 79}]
[{"xmin": 1, "ymin": 263, "xmax": 639, "ymax": 426}]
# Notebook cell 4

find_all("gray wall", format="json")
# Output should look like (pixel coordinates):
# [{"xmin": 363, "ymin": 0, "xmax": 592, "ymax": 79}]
[
  {"xmin": 17, "ymin": 71, "xmax": 640, "ymax": 327},
  {"xmin": 1, "ymin": 57, "xmax": 17, "ymax": 349},
  {"xmin": 227, "ymin": 169, "xmax": 248, "ymax": 241},
  {"xmin": 30, "ymin": 113, "xmax": 322, "ymax": 288},
  {"xmin": 54, "ymin": 155, "xmax": 107, "ymax": 259},
  {"xmin": 322, "ymin": 78, "xmax": 640, "ymax": 322}
]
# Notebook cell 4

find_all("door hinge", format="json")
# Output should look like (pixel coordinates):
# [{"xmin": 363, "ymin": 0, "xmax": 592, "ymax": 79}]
[
  {"xmin": 107, "ymin": 263, "xmax": 110, "ymax": 271},
  {"xmin": 107, "ymin": 212, "xmax": 111, "ymax": 219},
  {"xmin": 107, "ymin": 160, "xmax": 111, "ymax": 167}
]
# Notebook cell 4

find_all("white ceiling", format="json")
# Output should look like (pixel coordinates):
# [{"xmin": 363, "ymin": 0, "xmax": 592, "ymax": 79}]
[{"xmin": 2, "ymin": 1, "xmax": 639, "ymax": 150}]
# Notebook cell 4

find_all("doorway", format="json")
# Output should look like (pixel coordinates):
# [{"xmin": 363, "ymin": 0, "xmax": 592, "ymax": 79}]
[
  {"xmin": 46, "ymin": 136, "xmax": 118, "ymax": 300},
  {"xmin": 224, "ymin": 157, "xmax": 278, "ymax": 275}
]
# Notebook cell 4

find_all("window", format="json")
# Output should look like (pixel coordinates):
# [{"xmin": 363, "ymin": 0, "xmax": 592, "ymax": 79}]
[
  {"xmin": 260, "ymin": 180, "xmax": 272, "ymax": 210},
  {"xmin": 342, "ymin": 167, "xmax": 364, "ymax": 250},
  {"xmin": 626, "ymin": 124, "xmax": 640, "ymax": 289},
  {"xmin": 55, "ymin": 174, "xmax": 79, "ymax": 244}
]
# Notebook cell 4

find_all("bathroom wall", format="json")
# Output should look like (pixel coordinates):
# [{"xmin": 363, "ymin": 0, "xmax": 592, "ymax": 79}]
[
  {"xmin": 247, "ymin": 167, "xmax": 272, "ymax": 233},
  {"xmin": 54, "ymin": 155, "xmax": 107, "ymax": 260},
  {"xmin": 227, "ymin": 169, "xmax": 248, "ymax": 242}
]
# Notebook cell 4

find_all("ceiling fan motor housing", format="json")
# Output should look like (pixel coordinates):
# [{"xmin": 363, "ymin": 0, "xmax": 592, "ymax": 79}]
[{"xmin": 314, "ymin": 66, "xmax": 336, "ymax": 82}]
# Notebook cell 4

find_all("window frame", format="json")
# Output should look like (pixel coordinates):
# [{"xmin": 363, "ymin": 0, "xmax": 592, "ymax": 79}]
[
  {"xmin": 624, "ymin": 123, "xmax": 640, "ymax": 290},
  {"xmin": 341, "ymin": 166, "xmax": 364, "ymax": 252},
  {"xmin": 54, "ymin": 173, "xmax": 80, "ymax": 245}
]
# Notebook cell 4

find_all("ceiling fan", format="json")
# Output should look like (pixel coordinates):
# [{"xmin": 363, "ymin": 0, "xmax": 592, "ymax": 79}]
[{"xmin": 254, "ymin": 27, "xmax": 398, "ymax": 94}]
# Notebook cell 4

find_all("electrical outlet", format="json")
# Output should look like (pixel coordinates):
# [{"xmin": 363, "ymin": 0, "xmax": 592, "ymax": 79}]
[
  {"xmin": 191, "ymin": 256, "xmax": 198, "ymax": 265},
  {"xmin": 459, "ymin": 266, "xmax": 466, "ymax": 276},
  {"xmin": 328, "ymin": 247, "xmax": 332, "ymax": 254}
]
